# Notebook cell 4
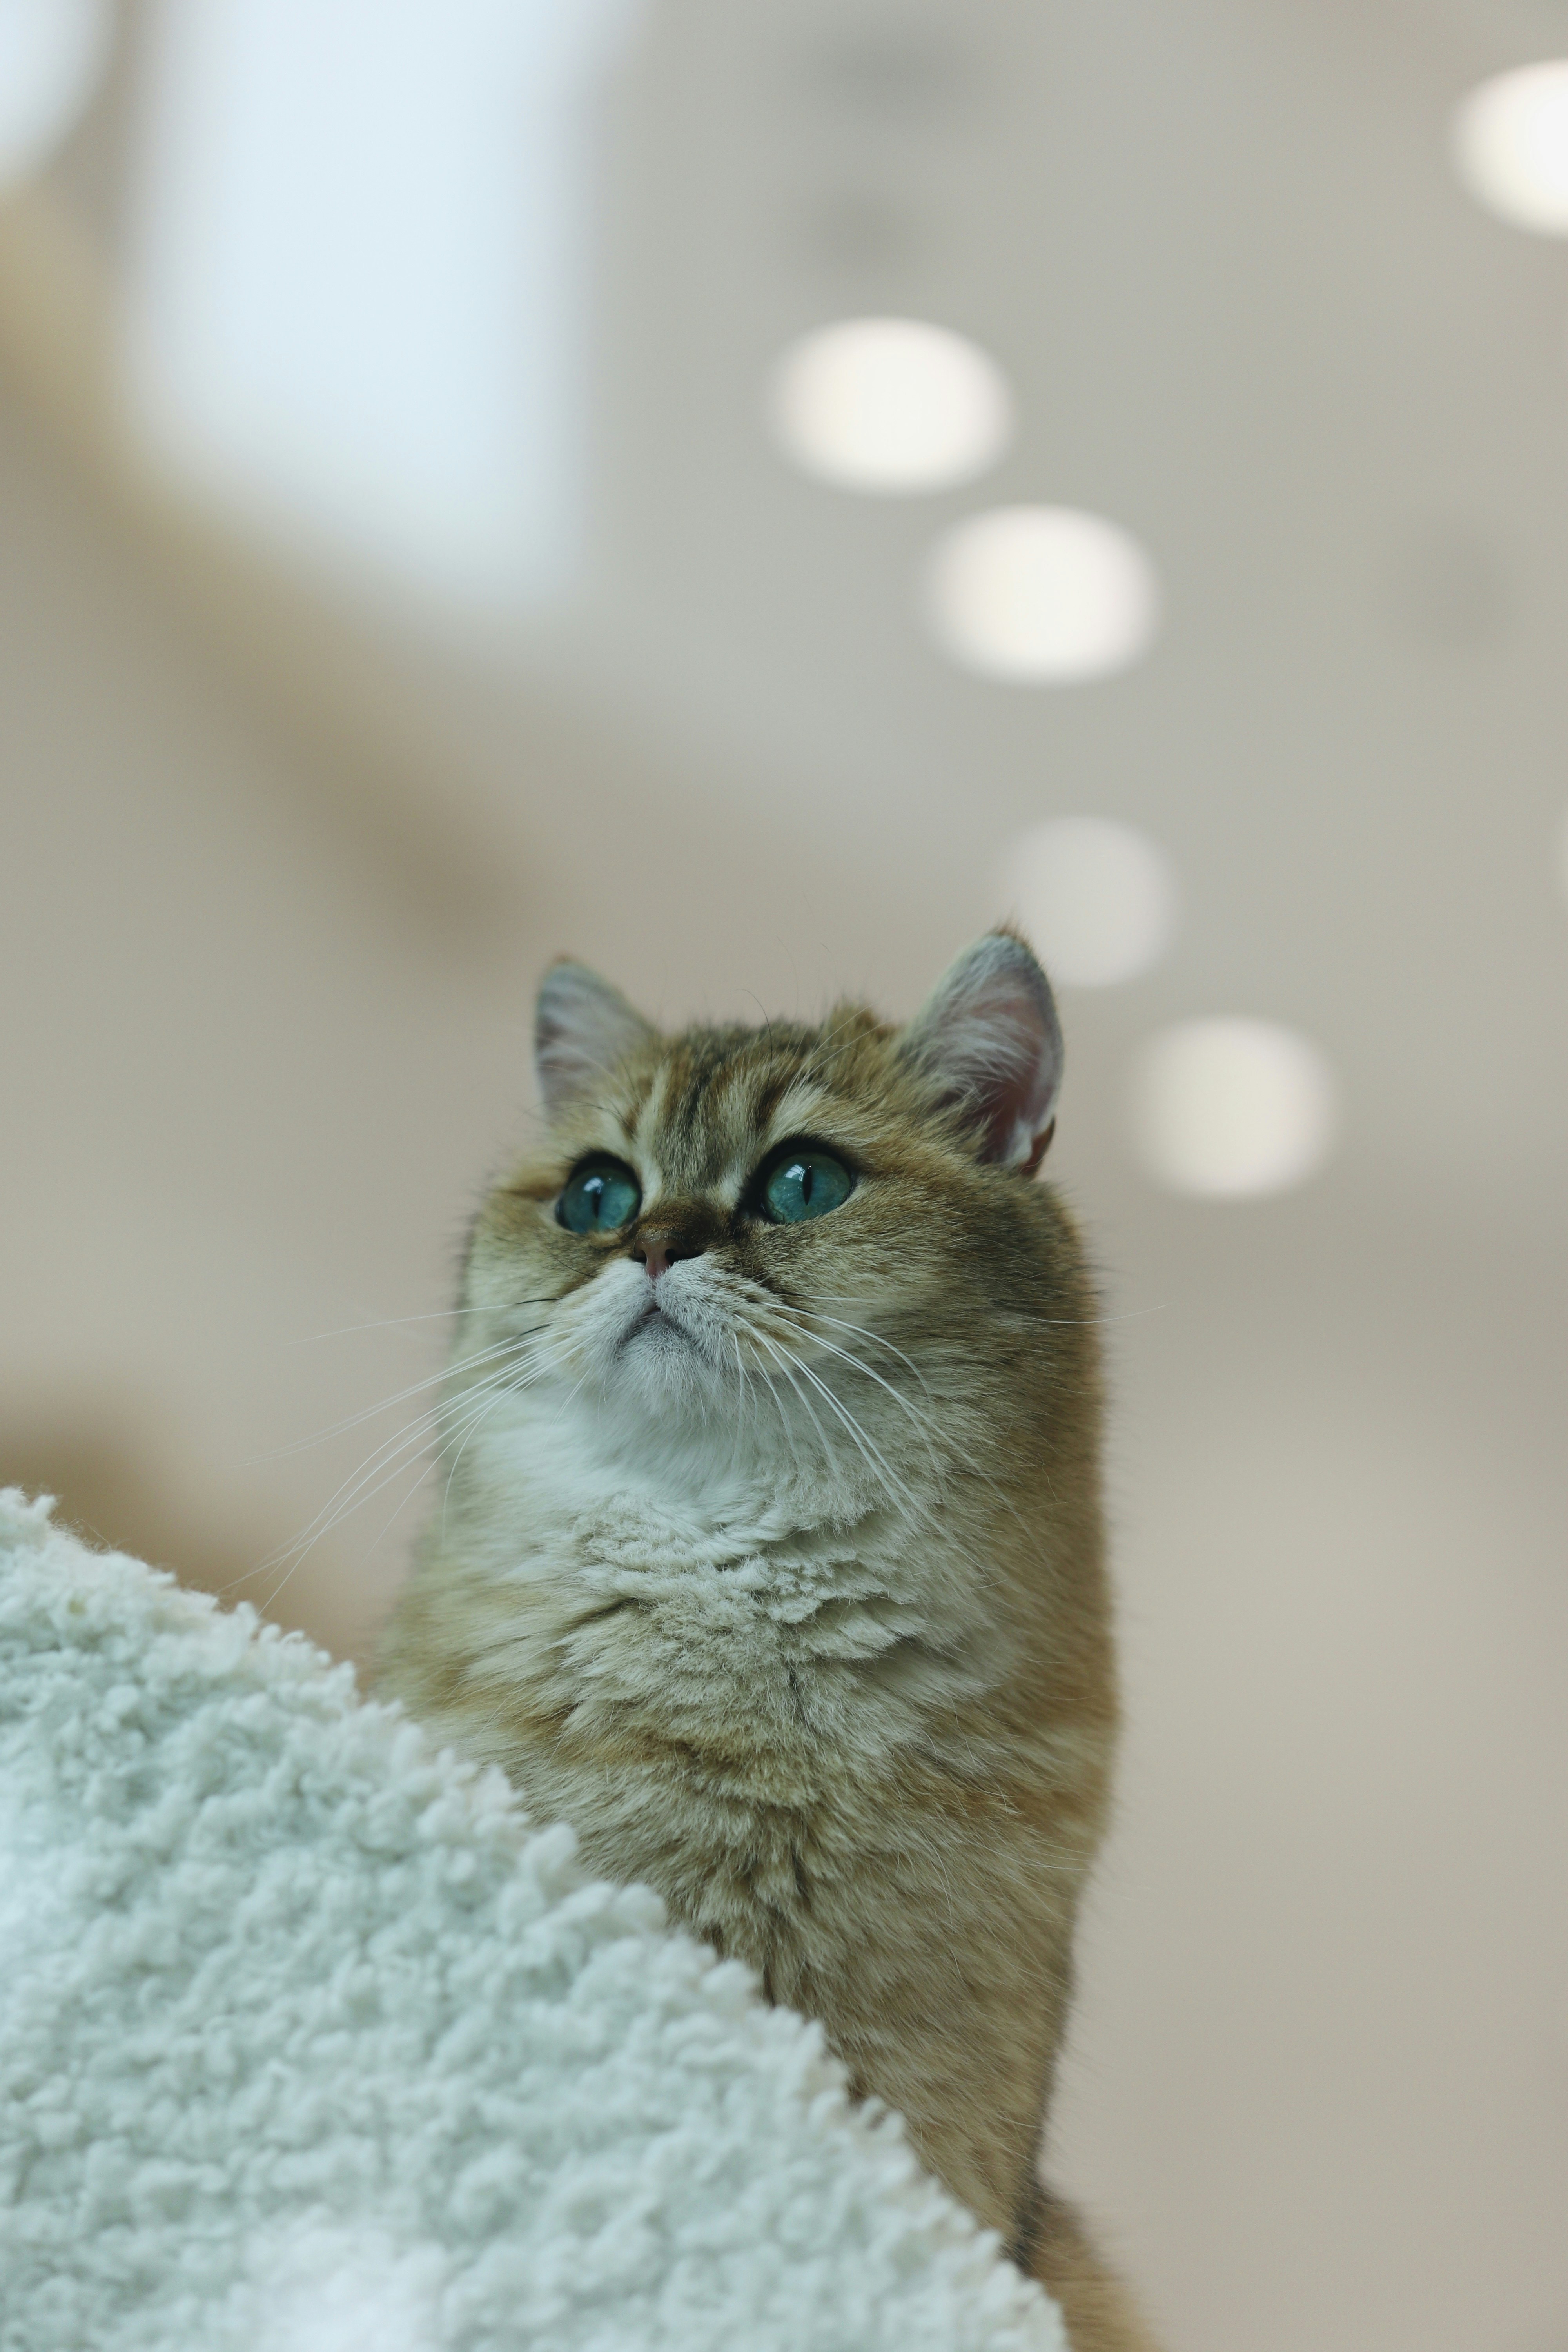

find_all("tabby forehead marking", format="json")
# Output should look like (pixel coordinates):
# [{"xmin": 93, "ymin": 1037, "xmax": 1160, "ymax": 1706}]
[{"xmin": 622, "ymin": 1044, "xmax": 831, "ymax": 1202}]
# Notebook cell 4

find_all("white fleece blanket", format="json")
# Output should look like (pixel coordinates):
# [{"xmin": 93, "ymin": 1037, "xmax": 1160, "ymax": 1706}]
[{"xmin": 0, "ymin": 1491, "xmax": 1064, "ymax": 2352}]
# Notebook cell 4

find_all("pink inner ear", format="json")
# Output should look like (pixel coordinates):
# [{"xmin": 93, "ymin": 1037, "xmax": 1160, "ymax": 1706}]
[
  {"xmin": 1022, "ymin": 1118, "xmax": 1056, "ymax": 1176},
  {"xmin": 904, "ymin": 935, "xmax": 1063, "ymax": 1170},
  {"xmin": 971, "ymin": 982, "xmax": 1062, "ymax": 1166},
  {"xmin": 534, "ymin": 962, "xmax": 653, "ymax": 1116}
]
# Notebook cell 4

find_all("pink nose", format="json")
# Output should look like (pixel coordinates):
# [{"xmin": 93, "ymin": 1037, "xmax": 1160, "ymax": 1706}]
[{"xmin": 636, "ymin": 1230, "xmax": 702, "ymax": 1282}]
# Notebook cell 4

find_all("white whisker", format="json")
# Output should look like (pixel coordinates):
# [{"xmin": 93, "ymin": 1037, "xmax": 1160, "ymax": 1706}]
[
  {"xmin": 768, "ymin": 1338, "xmax": 932, "ymax": 1526},
  {"xmin": 768, "ymin": 1305, "xmax": 948, "ymax": 1491},
  {"xmin": 237, "ymin": 1339, "xmax": 557, "ymax": 1608},
  {"xmin": 243, "ymin": 1328, "xmax": 550, "ymax": 1466},
  {"xmin": 261, "ymin": 1351, "xmax": 560, "ymax": 1613},
  {"xmin": 749, "ymin": 1335, "xmax": 811, "ymax": 1478},
  {"xmin": 439, "ymin": 1338, "xmax": 563, "ymax": 1537},
  {"xmin": 788, "ymin": 1309, "xmax": 937, "ymax": 1405}
]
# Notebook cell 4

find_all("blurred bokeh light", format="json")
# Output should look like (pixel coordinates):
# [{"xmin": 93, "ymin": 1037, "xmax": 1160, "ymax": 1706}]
[
  {"xmin": 923, "ymin": 505, "xmax": 1160, "ymax": 682},
  {"xmin": 766, "ymin": 316, "xmax": 1013, "ymax": 493},
  {"xmin": 1130, "ymin": 1018, "xmax": 1338, "ymax": 1198},
  {"xmin": 1453, "ymin": 61, "xmax": 1568, "ymax": 237}
]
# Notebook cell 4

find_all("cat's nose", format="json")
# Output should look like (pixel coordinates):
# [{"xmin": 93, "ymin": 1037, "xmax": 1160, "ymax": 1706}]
[{"xmin": 636, "ymin": 1229, "xmax": 705, "ymax": 1282}]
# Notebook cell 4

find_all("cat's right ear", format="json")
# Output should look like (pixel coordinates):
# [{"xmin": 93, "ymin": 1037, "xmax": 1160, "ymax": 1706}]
[
  {"xmin": 900, "ymin": 930, "xmax": 1064, "ymax": 1173},
  {"xmin": 534, "ymin": 960, "xmax": 656, "ymax": 1118}
]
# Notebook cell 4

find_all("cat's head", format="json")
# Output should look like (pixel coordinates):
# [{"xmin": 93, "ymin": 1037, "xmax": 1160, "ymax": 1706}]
[{"xmin": 457, "ymin": 933, "xmax": 1091, "ymax": 1506}]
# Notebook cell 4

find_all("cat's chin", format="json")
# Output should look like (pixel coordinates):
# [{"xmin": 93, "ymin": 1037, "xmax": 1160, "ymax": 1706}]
[
  {"xmin": 608, "ymin": 1301, "xmax": 728, "ymax": 1407},
  {"xmin": 619, "ymin": 1307, "xmax": 694, "ymax": 1358}
]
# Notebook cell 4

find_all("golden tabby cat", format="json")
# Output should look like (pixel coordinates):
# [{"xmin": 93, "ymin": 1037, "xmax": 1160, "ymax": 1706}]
[{"xmin": 378, "ymin": 933, "xmax": 1157, "ymax": 2349}]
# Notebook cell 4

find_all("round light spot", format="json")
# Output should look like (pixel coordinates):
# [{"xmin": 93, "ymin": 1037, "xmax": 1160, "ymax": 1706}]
[
  {"xmin": 0, "ymin": 0, "xmax": 110, "ymax": 187},
  {"xmin": 1131, "ymin": 1019, "xmax": 1338, "ymax": 1199},
  {"xmin": 924, "ymin": 505, "xmax": 1160, "ymax": 682},
  {"xmin": 1453, "ymin": 62, "xmax": 1568, "ymax": 236},
  {"xmin": 1004, "ymin": 817, "xmax": 1177, "ymax": 988},
  {"xmin": 767, "ymin": 316, "xmax": 1013, "ymax": 493}
]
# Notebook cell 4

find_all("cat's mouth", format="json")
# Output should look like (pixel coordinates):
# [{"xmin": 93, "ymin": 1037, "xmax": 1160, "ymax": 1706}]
[
  {"xmin": 619, "ymin": 1289, "xmax": 695, "ymax": 1350},
  {"xmin": 610, "ymin": 1281, "xmax": 733, "ymax": 1383}
]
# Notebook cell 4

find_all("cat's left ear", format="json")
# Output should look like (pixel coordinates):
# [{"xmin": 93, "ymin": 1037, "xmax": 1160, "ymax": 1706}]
[
  {"xmin": 900, "ymin": 931, "xmax": 1063, "ymax": 1172},
  {"xmin": 535, "ymin": 959, "xmax": 657, "ymax": 1118}
]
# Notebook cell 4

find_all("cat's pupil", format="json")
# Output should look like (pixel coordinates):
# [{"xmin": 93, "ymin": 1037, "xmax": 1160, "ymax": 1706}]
[
  {"xmin": 763, "ymin": 1148, "xmax": 853, "ymax": 1225},
  {"xmin": 557, "ymin": 1161, "xmax": 640, "ymax": 1235}
]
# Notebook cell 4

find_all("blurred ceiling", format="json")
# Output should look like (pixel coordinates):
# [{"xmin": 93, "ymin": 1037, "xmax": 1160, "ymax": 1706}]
[{"xmin": 10, "ymin": 0, "xmax": 1568, "ymax": 1218}]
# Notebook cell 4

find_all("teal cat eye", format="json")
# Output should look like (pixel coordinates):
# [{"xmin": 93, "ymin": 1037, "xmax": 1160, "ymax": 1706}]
[
  {"xmin": 761, "ymin": 1149, "xmax": 855, "ymax": 1225},
  {"xmin": 556, "ymin": 1160, "xmax": 641, "ymax": 1236}
]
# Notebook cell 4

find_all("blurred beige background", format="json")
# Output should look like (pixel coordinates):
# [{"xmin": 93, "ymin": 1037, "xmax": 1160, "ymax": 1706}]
[{"xmin": 3, "ymin": 4, "xmax": 1566, "ymax": 2348}]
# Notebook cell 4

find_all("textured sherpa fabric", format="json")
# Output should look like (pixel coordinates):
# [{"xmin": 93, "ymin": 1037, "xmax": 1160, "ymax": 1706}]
[{"xmin": 0, "ymin": 1491, "xmax": 1066, "ymax": 2352}]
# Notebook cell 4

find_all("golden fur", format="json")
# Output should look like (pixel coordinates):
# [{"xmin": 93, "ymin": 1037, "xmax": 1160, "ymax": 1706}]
[{"xmin": 378, "ymin": 937, "xmax": 1158, "ymax": 2349}]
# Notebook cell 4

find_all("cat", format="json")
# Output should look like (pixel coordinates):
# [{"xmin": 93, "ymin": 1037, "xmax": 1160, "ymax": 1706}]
[{"xmin": 377, "ymin": 931, "xmax": 1158, "ymax": 2351}]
